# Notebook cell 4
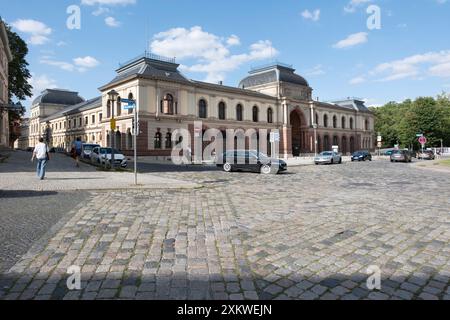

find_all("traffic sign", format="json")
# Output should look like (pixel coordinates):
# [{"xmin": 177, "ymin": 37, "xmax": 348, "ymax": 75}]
[
  {"xmin": 122, "ymin": 99, "xmax": 136, "ymax": 110},
  {"xmin": 110, "ymin": 118, "xmax": 116, "ymax": 131},
  {"xmin": 416, "ymin": 133, "xmax": 424, "ymax": 138},
  {"xmin": 418, "ymin": 136, "xmax": 427, "ymax": 145}
]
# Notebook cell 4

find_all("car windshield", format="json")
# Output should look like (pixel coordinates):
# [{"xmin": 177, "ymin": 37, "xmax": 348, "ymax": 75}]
[
  {"xmin": 393, "ymin": 150, "xmax": 402, "ymax": 154},
  {"xmin": 321, "ymin": 152, "xmax": 333, "ymax": 156},
  {"xmin": 83, "ymin": 145, "xmax": 97, "ymax": 151},
  {"xmin": 258, "ymin": 152, "xmax": 270, "ymax": 160},
  {"xmin": 99, "ymin": 148, "xmax": 119, "ymax": 154}
]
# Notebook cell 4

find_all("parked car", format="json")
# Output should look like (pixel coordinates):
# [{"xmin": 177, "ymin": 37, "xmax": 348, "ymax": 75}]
[
  {"xmin": 418, "ymin": 150, "xmax": 435, "ymax": 160},
  {"xmin": 217, "ymin": 150, "xmax": 287, "ymax": 174},
  {"xmin": 90, "ymin": 147, "xmax": 128, "ymax": 168},
  {"xmin": 390, "ymin": 150, "xmax": 412, "ymax": 163},
  {"xmin": 351, "ymin": 150, "xmax": 372, "ymax": 162},
  {"xmin": 82, "ymin": 144, "xmax": 101, "ymax": 159},
  {"xmin": 314, "ymin": 151, "xmax": 342, "ymax": 165}
]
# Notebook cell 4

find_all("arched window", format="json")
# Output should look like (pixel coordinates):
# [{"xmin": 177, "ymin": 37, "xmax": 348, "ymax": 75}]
[
  {"xmin": 350, "ymin": 117, "xmax": 354, "ymax": 130},
  {"xmin": 165, "ymin": 131, "xmax": 172, "ymax": 149},
  {"xmin": 218, "ymin": 102, "xmax": 226, "ymax": 120},
  {"xmin": 163, "ymin": 94, "xmax": 174, "ymax": 115},
  {"xmin": 365, "ymin": 119, "xmax": 369, "ymax": 131},
  {"xmin": 199, "ymin": 99, "xmax": 207, "ymax": 119},
  {"xmin": 333, "ymin": 116, "xmax": 337, "ymax": 129},
  {"xmin": 128, "ymin": 93, "xmax": 134, "ymax": 114},
  {"xmin": 236, "ymin": 104, "xmax": 243, "ymax": 121},
  {"xmin": 154, "ymin": 131, "xmax": 162, "ymax": 149},
  {"xmin": 115, "ymin": 131, "xmax": 122, "ymax": 150},
  {"xmin": 333, "ymin": 136, "xmax": 339, "ymax": 147},
  {"xmin": 117, "ymin": 97, "xmax": 122, "ymax": 116},
  {"xmin": 107, "ymin": 100, "xmax": 111, "ymax": 118},
  {"xmin": 315, "ymin": 113, "xmax": 319, "ymax": 126},
  {"xmin": 267, "ymin": 108, "xmax": 273, "ymax": 123},
  {"xmin": 127, "ymin": 129, "xmax": 132, "ymax": 149},
  {"xmin": 342, "ymin": 117, "xmax": 346, "ymax": 129},
  {"xmin": 323, "ymin": 114, "xmax": 329, "ymax": 128},
  {"xmin": 252, "ymin": 106, "xmax": 259, "ymax": 122},
  {"xmin": 324, "ymin": 135, "xmax": 330, "ymax": 150}
]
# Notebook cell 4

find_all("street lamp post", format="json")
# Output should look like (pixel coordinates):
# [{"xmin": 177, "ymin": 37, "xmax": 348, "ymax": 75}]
[
  {"xmin": 107, "ymin": 90, "xmax": 119, "ymax": 169},
  {"xmin": 313, "ymin": 124, "xmax": 318, "ymax": 156}
]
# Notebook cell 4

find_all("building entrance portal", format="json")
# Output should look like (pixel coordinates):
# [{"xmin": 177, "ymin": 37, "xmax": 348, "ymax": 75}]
[{"xmin": 290, "ymin": 109, "xmax": 308, "ymax": 157}]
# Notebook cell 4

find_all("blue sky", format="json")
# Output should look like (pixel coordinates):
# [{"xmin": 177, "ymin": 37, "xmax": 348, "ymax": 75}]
[{"xmin": 1, "ymin": 0, "xmax": 450, "ymax": 113}]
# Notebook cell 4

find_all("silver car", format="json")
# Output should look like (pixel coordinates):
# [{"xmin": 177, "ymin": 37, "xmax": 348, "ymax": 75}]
[{"xmin": 315, "ymin": 151, "xmax": 342, "ymax": 165}]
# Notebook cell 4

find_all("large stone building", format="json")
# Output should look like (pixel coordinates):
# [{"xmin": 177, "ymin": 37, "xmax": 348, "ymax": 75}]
[
  {"xmin": 0, "ymin": 19, "xmax": 13, "ymax": 148},
  {"xmin": 24, "ymin": 52, "xmax": 375, "ymax": 158}
]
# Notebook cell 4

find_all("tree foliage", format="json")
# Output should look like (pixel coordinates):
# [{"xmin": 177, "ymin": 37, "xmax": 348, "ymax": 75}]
[
  {"xmin": 4, "ymin": 23, "xmax": 32, "ymax": 146},
  {"xmin": 372, "ymin": 95, "xmax": 450, "ymax": 149}
]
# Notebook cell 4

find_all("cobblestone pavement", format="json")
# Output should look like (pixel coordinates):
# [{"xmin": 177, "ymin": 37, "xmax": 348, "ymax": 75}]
[
  {"xmin": 0, "ymin": 190, "xmax": 90, "ymax": 273},
  {"xmin": 0, "ymin": 160, "xmax": 449, "ymax": 300}
]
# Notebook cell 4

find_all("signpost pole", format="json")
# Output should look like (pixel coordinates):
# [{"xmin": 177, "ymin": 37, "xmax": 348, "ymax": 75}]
[{"xmin": 134, "ymin": 102, "xmax": 138, "ymax": 186}]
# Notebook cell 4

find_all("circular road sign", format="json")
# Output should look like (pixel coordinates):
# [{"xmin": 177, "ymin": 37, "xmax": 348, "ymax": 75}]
[{"xmin": 418, "ymin": 136, "xmax": 427, "ymax": 145}]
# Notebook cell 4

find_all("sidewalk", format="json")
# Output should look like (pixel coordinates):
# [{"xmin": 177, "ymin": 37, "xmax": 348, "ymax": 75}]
[{"xmin": 0, "ymin": 151, "xmax": 201, "ymax": 191}]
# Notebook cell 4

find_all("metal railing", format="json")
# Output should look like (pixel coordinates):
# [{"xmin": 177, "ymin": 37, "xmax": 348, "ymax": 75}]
[
  {"xmin": 119, "ymin": 51, "xmax": 176, "ymax": 67},
  {"xmin": 250, "ymin": 61, "xmax": 293, "ymax": 71}
]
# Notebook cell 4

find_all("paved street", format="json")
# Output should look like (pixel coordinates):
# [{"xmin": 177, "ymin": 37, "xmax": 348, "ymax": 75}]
[
  {"xmin": 0, "ymin": 155, "xmax": 449, "ymax": 300},
  {"xmin": 0, "ymin": 151, "xmax": 199, "ymax": 191}
]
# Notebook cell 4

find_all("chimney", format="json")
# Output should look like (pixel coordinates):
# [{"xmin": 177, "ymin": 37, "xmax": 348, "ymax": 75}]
[{"xmin": 218, "ymin": 81, "xmax": 223, "ymax": 85}]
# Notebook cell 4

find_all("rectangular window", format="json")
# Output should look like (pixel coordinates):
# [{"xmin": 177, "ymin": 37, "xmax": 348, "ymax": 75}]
[
  {"xmin": 92, "ymin": 115, "xmax": 95, "ymax": 124},
  {"xmin": 99, "ymin": 113, "xmax": 103, "ymax": 122},
  {"xmin": 85, "ymin": 117, "xmax": 88, "ymax": 125}
]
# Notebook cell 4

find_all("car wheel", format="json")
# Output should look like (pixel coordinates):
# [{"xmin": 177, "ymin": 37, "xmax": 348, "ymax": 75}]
[
  {"xmin": 223, "ymin": 163, "xmax": 232, "ymax": 173},
  {"xmin": 331, "ymin": 159, "xmax": 334, "ymax": 165},
  {"xmin": 260, "ymin": 164, "xmax": 272, "ymax": 175},
  {"xmin": 339, "ymin": 158, "xmax": 342, "ymax": 164}
]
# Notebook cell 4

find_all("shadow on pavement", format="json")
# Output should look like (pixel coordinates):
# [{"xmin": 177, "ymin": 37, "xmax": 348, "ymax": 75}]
[
  {"xmin": 0, "ymin": 271, "xmax": 442, "ymax": 300},
  {"xmin": 0, "ymin": 190, "xmax": 59, "ymax": 198}
]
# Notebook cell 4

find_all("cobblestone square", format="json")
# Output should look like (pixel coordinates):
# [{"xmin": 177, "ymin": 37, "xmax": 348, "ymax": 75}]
[{"xmin": 1, "ymin": 159, "xmax": 449, "ymax": 300}]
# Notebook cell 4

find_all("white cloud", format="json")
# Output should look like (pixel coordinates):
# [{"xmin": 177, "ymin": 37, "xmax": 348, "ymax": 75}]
[
  {"xmin": 150, "ymin": 26, "xmax": 278, "ymax": 83},
  {"xmin": 92, "ymin": 7, "xmax": 110, "ymax": 16},
  {"xmin": 73, "ymin": 56, "xmax": 100, "ymax": 68},
  {"xmin": 227, "ymin": 35, "xmax": 241, "ymax": 47},
  {"xmin": 81, "ymin": 0, "xmax": 136, "ymax": 5},
  {"xmin": 25, "ymin": 74, "xmax": 59, "ymax": 111},
  {"xmin": 304, "ymin": 65, "xmax": 325, "ymax": 76},
  {"xmin": 11, "ymin": 19, "xmax": 52, "ymax": 45},
  {"xmin": 333, "ymin": 32, "xmax": 368, "ymax": 49},
  {"xmin": 301, "ymin": 9, "xmax": 320, "ymax": 22},
  {"xmin": 349, "ymin": 76, "xmax": 366, "ymax": 85},
  {"xmin": 344, "ymin": 0, "xmax": 372, "ymax": 13},
  {"xmin": 352, "ymin": 50, "xmax": 450, "ymax": 83},
  {"xmin": 105, "ymin": 16, "xmax": 121, "ymax": 27},
  {"xmin": 40, "ymin": 56, "xmax": 100, "ymax": 73}
]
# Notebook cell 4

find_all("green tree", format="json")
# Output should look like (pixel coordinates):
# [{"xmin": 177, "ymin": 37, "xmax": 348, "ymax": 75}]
[{"xmin": 5, "ymin": 23, "xmax": 32, "ymax": 146}]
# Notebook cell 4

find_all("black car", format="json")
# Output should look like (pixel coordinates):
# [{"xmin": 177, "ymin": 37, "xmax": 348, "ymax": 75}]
[
  {"xmin": 351, "ymin": 150, "xmax": 372, "ymax": 162},
  {"xmin": 217, "ymin": 150, "xmax": 287, "ymax": 174}
]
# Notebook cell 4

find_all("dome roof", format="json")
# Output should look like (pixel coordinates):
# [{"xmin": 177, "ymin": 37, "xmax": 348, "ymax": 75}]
[
  {"xmin": 239, "ymin": 63, "xmax": 309, "ymax": 89},
  {"xmin": 32, "ymin": 89, "xmax": 85, "ymax": 106}
]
